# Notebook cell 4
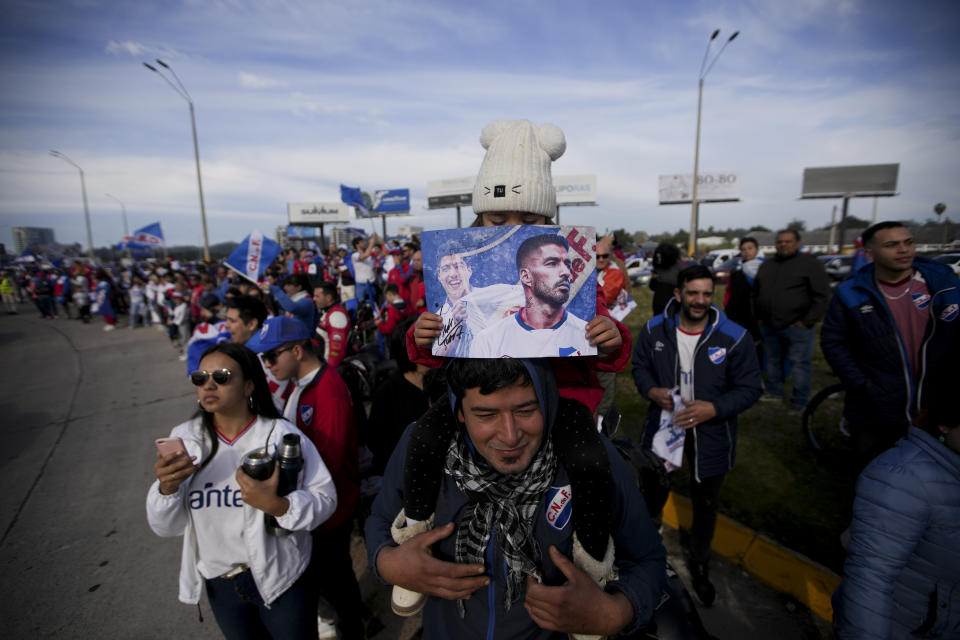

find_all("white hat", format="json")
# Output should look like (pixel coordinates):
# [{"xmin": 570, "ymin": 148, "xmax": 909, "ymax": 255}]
[{"xmin": 472, "ymin": 119, "xmax": 566, "ymax": 219}]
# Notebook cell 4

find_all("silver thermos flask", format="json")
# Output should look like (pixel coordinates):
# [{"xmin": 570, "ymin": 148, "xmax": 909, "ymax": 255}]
[{"xmin": 266, "ymin": 433, "xmax": 303, "ymax": 536}]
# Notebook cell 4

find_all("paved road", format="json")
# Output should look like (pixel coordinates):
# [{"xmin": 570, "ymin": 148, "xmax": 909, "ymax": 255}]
[{"xmin": 0, "ymin": 304, "xmax": 830, "ymax": 639}]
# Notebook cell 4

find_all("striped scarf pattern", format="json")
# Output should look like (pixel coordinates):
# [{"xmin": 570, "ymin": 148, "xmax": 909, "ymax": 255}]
[{"xmin": 444, "ymin": 430, "xmax": 556, "ymax": 612}]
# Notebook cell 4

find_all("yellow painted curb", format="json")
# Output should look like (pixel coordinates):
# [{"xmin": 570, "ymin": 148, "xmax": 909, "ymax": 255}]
[{"xmin": 661, "ymin": 492, "xmax": 840, "ymax": 622}]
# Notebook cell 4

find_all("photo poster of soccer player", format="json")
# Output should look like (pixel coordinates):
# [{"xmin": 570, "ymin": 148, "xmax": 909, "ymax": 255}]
[{"xmin": 422, "ymin": 225, "xmax": 598, "ymax": 358}]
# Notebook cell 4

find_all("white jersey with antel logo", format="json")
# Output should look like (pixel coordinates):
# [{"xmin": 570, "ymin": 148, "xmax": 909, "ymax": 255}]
[
  {"xmin": 189, "ymin": 419, "xmax": 260, "ymax": 579},
  {"xmin": 470, "ymin": 310, "xmax": 594, "ymax": 358}
]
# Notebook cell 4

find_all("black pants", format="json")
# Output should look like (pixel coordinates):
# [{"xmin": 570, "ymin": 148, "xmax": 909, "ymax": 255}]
[
  {"xmin": 850, "ymin": 421, "xmax": 907, "ymax": 476},
  {"xmin": 686, "ymin": 445, "xmax": 725, "ymax": 568},
  {"xmin": 309, "ymin": 518, "xmax": 365, "ymax": 640}
]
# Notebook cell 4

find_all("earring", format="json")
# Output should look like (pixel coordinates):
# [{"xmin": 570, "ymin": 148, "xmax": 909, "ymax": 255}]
[
  {"xmin": 247, "ymin": 396, "xmax": 254, "ymax": 409},
  {"xmin": 940, "ymin": 433, "xmax": 947, "ymax": 443}
]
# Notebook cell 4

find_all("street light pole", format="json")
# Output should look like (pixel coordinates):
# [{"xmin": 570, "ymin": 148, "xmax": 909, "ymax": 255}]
[
  {"xmin": 49, "ymin": 150, "xmax": 96, "ymax": 263},
  {"xmin": 144, "ymin": 59, "xmax": 211, "ymax": 262},
  {"xmin": 688, "ymin": 29, "xmax": 738, "ymax": 258},
  {"xmin": 104, "ymin": 193, "xmax": 129, "ymax": 238},
  {"xmin": 105, "ymin": 193, "xmax": 130, "ymax": 259}
]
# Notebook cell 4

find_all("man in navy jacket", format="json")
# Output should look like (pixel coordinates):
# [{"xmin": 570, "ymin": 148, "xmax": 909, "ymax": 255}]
[
  {"xmin": 632, "ymin": 265, "xmax": 762, "ymax": 606},
  {"xmin": 820, "ymin": 221, "xmax": 960, "ymax": 472},
  {"xmin": 366, "ymin": 358, "xmax": 666, "ymax": 639}
]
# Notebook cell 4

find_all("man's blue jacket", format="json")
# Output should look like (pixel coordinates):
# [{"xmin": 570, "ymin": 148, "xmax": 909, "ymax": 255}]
[
  {"xmin": 631, "ymin": 300, "xmax": 762, "ymax": 481},
  {"xmin": 832, "ymin": 427, "xmax": 960, "ymax": 639},
  {"xmin": 820, "ymin": 258, "xmax": 960, "ymax": 429},
  {"xmin": 365, "ymin": 360, "xmax": 666, "ymax": 640}
]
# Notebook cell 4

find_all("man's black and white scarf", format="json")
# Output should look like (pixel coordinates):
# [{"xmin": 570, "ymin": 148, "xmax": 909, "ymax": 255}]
[{"xmin": 444, "ymin": 429, "xmax": 556, "ymax": 612}]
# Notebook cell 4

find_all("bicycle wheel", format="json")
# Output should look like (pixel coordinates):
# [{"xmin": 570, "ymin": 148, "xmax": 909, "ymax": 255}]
[{"xmin": 802, "ymin": 383, "xmax": 846, "ymax": 453}]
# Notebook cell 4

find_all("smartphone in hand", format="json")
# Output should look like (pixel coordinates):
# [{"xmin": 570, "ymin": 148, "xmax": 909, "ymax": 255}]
[{"xmin": 155, "ymin": 437, "xmax": 187, "ymax": 458}]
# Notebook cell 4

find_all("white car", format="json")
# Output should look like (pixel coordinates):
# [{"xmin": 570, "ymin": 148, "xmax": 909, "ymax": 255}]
[
  {"xmin": 932, "ymin": 253, "xmax": 960, "ymax": 276},
  {"xmin": 626, "ymin": 257, "xmax": 651, "ymax": 286}
]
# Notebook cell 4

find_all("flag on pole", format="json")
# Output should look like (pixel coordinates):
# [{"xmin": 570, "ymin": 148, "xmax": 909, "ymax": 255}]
[
  {"xmin": 340, "ymin": 184, "xmax": 370, "ymax": 217},
  {"xmin": 223, "ymin": 229, "xmax": 283, "ymax": 283},
  {"xmin": 125, "ymin": 222, "xmax": 165, "ymax": 248}
]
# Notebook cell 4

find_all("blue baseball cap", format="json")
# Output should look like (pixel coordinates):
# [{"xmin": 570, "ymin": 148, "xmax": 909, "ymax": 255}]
[{"xmin": 245, "ymin": 316, "xmax": 311, "ymax": 354}]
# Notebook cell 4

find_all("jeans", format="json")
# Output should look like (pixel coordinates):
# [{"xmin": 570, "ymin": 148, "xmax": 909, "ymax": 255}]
[
  {"xmin": 205, "ymin": 568, "xmax": 316, "ymax": 640},
  {"xmin": 355, "ymin": 281, "xmax": 376, "ymax": 305},
  {"xmin": 129, "ymin": 300, "xmax": 146, "ymax": 328},
  {"xmin": 761, "ymin": 324, "xmax": 814, "ymax": 407}
]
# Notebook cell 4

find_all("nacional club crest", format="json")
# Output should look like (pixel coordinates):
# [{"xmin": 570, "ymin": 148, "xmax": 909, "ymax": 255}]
[
  {"xmin": 708, "ymin": 347, "xmax": 726, "ymax": 365},
  {"xmin": 912, "ymin": 293, "xmax": 931, "ymax": 310},
  {"xmin": 544, "ymin": 485, "xmax": 573, "ymax": 530},
  {"xmin": 300, "ymin": 405, "xmax": 313, "ymax": 426},
  {"xmin": 940, "ymin": 303, "xmax": 958, "ymax": 322}
]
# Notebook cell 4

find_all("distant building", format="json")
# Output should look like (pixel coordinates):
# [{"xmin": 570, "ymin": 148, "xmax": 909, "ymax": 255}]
[
  {"xmin": 396, "ymin": 224, "xmax": 423, "ymax": 240},
  {"xmin": 13, "ymin": 227, "xmax": 55, "ymax": 254},
  {"xmin": 331, "ymin": 227, "xmax": 364, "ymax": 249}
]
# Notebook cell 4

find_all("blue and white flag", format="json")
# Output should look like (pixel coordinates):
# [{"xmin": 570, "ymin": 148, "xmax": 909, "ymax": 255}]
[
  {"xmin": 126, "ymin": 222, "xmax": 165, "ymax": 248},
  {"xmin": 224, "ymin": 229, "xmax": 283, "ymax": 284},
  {"xmin": 340, "ymin": 184, "xmax": 370, "ymax": 217}
]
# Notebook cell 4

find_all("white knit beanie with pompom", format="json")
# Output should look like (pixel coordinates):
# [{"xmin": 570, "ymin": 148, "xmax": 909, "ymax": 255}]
[{"xmin": 471, "ymin": 119, "xmax": 566, "ymax": 219}]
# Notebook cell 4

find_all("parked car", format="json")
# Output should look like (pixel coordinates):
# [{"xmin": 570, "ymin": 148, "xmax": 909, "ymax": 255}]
[
  {"xmin": 932, "ymin": 253, "xmax": 960, "ymax": 276},
  {"xmin": 626, "ymin": 257, "xmax": 651, "ymax": 286},
  {"xmin": 711, "ymin": 256, "xmax": 741, "ymax": 284},
  {"xmin": 818, "ymin": 254, "xmax": 854, "ymax": 281}
]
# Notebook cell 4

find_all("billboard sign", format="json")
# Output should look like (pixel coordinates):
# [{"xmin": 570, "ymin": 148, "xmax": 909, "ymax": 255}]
[
  {"xmin": 288, "ymin": 202, "xmax": 352, "ymax": 224},
  {"xmin": 555, "ymin": 175, "xmax": 597, "ymax": 206},
  {"xmin": 658, "ymin": 172, "xmax": 740, "ymax": 204},
  {"xmin": 801, "ymin": 164, "xmax": 899, "ymax": 198},
  {"xmin": 427, "ymin": 176, "xmax": 475, "ymax": 209},
  {"xmin": 372, "ymin": 188, "xmax": 410, "ymax": 214}
]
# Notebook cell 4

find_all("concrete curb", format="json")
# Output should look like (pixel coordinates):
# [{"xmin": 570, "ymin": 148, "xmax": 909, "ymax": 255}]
[{"xmin": 660, "ymin": 492, "xmax": 841, "ymax": 622}]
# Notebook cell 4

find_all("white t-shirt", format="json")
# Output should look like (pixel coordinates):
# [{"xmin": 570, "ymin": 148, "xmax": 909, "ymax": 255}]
[
  {"xmin": 351, "ymin": 252, "xmax": 375, "ymax": 284},
  {"xmin": 189, "ymin": 418, "xmax": 259, "ymax": 579},
  {"xmin": 676, "ymin": 328, "xmax": 702, "ymax": 403},
  {"xmin": 470, "ymin": 310, "xmax": 593, "ymax": 358},
  {"xmin": 282, "ymin": 367, "xmax": 321, "ymax": 423}
]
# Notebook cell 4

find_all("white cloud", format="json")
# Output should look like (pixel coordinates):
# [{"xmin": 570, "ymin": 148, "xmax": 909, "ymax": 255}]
[{"xmin": 238, "ymin": 72, "xmax": 285, "ymax": 89}]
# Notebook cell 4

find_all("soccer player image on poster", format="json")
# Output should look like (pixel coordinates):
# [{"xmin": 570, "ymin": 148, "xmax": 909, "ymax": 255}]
[{"xmin": 422, "ymin": 225, "xmax": 597, "ymax": 358}]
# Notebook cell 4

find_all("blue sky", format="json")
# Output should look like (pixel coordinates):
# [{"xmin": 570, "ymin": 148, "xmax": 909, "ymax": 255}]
[{"xmin": 1, "ymin": 0, "xmax": 958, "ymax": 249}]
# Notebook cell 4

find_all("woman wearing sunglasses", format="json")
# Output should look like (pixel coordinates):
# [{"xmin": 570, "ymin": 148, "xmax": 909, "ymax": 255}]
[{"xmin": 147, "ymin": 342, "xmax": 337, "ymax": 639}]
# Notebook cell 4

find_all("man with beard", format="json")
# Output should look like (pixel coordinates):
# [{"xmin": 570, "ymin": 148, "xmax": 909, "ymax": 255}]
[
  {"xmin": 471, "ymin": 234, "xmax": 589, "ymax": 357},
  {"xmin": 632, "ymin": 264, "xmax": 762, "ymax": 607}
]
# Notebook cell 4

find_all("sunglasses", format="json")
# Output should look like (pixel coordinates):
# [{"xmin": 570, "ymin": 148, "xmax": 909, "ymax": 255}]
[
  {"xmin": 596, "ymin": 253, "xmax": 611, "ymax": 259},
  {"xmin": 262, "ymin": 345, "xmax": 294, "ymax": 366},
  {"xmin": 190, "ymin": 368, "xmax": 233, "ymax": 386}
]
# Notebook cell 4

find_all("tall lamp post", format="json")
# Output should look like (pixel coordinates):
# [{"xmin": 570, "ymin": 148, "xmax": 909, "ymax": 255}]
[
  {"xmin": 144, "ymin": 59, "xmax": 211, "ymax": 262},
  {"xmin": 105, "ymin": 193, "xmax": 130, "ymax": 259},
  {"xmin": 689, "ymin": 29, "xmax": 738, "ymax": 257},
  {"xmin": 49, "ymin": 150, "xmax": 95, "ymax": 262}
]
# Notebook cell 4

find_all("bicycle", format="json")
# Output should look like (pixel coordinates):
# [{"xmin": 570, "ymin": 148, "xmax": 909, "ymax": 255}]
[{"xmin": 801, "ymin": 382, "xmax": 852, "ymax": 464}]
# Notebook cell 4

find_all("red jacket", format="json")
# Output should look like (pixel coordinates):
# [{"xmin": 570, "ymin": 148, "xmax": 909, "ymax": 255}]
[
  {"xmin": 314, "ymin": 303, "xmax": 351, "ymax": 368},
  {"xmin": 598, "ymin": 264, "xmax": 627, "ymax": 308},
  {"xmin": 387, "ymin": 260, "xmax": 413, "ymax": 302},
  {"xmin": 405, "ymin": 284, "xmax": 631, "ymax": 413},
  {"xmin": 376, "ymin": 299, "xmax": 411, "ymax": 336},
  {"xmin": 281, "ymin": 364, "xmax": 359, "ymax": 532}
]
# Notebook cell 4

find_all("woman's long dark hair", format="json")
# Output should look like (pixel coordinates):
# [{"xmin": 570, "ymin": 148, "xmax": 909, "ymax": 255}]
[{"xmin": 192, "ymin": 342, "xmax": 281, "ymax": 470}]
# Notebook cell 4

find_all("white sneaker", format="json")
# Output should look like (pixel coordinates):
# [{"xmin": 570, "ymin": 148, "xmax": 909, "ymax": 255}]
[
  {"xmin": 103, "ymin": 324, "xmax": 115, "ymax": 332},
  {"xmin": 317, "ymin": 616, "xmax": 338, "ymax": 639}
]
